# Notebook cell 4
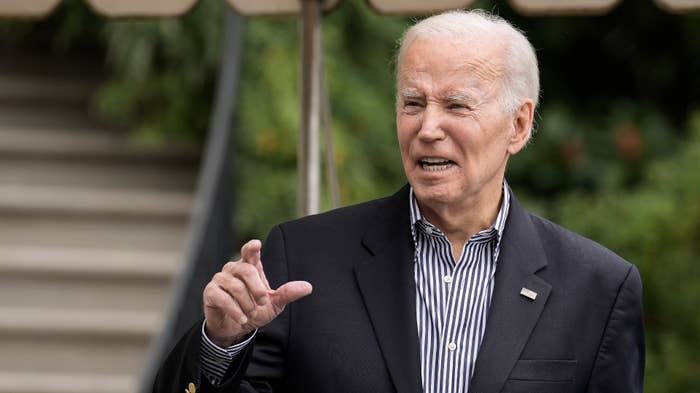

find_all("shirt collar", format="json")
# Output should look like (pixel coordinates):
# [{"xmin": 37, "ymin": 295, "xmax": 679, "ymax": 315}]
[{"xmin": 409, "ymin": 181, "xmax": 511, "ymax": 245}]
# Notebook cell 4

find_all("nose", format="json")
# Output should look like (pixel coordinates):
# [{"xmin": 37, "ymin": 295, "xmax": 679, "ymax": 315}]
[{"xmin": 417, "ymin": 105, "xmax": 446, "ymax": 142}]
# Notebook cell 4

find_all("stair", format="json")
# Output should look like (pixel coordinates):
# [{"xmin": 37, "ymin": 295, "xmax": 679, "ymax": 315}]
[
  {"xmin": 0, "ymin": 371, "xmax": 133, "ymax": 393},
  {"xmin": 0, "ymin": 52, "xmax": 199, "ymax": 392}
]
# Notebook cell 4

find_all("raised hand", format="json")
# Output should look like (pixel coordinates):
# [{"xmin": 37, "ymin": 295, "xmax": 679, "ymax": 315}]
[{"xmin": 203, "ymin": 239, "xmax": 313, "ymax": 347}]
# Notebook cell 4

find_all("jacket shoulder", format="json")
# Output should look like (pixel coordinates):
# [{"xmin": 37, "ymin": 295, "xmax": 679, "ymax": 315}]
[{"xmin": 527, "ymin": 212, "xmax": 634, "ymax": 280}]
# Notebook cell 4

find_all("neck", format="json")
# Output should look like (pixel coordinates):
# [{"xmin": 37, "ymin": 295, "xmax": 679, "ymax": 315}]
[{"xmin": 418, "ymin": 180, "xmax": 504, "ymax": 251}]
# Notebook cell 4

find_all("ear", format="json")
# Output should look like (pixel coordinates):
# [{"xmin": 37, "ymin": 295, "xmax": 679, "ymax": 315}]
[{"xmin": 506, "ymin": 99, "xmax": 534, "ymax": 155}]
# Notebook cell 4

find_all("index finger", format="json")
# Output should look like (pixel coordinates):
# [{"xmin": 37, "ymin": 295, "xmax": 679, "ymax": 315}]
[
  {"xmin": 241, "ymin": 239, "xmax": 262, "ymax": 266},
  {"xmin": 239, "ymin": 239, "xmax": 270, "ymax": 289}
]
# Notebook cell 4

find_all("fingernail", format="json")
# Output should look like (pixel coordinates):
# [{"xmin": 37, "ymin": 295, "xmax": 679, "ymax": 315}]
[{"xmin": 239, "ymin": 315, "xmax": 248, "ymax": 324}]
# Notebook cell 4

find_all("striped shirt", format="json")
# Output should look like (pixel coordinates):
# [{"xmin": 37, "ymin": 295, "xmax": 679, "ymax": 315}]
[
  {"xmin": 201, "ymin": 184, "xmax": 510, "ymax": 391},
  {"xmin": 410, "ymin": 185, "xmax": 509, "ymax": 393},
  {"xmin": 200, "ymin": 320, "xmax": 254, "ymax": 385}
]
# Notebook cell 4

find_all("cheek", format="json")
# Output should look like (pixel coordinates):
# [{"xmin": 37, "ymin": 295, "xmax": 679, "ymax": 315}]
[{"xmin": 396, "ymin": 118, "xmax": 414, "ymax": 151}]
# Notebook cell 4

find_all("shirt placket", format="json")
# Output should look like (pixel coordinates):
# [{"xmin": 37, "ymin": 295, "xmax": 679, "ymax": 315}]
[
  {"xmin": 434, "ymin": 234, "xmax": 464, "ymax": 393},
  {"xmin": 442, "ymin": 236, "xmax": 498, "ymax": 393}
]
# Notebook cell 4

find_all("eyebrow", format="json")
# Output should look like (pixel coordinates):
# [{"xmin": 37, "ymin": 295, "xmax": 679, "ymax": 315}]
[
  {"xmin": 398, "ymin": 90, "xmax": 475, "ymax": 101},
  {"xmin": 397, "ymin": 90, "xmax": 480, "ymax": 106},
  {"xmin": 444, "ymin": 93, "xmax": 473, "ymax": 102},
  {"xmin": 398, "ymin": 90, "xmax": 423, "ymax": 100}
]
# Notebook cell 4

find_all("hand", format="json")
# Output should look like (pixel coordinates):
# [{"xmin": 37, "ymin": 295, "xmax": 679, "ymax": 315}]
[{"xmin": 203, "ymin": 239, "xmax": 313, "ymax": 347}]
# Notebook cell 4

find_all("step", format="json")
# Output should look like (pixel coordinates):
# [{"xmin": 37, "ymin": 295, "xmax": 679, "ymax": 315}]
[
  {"xmin": 0, "ymin": 308, "xmax": 158, "ymax": 374},
  {"xmin": 0, "ymin": 74, "xmax": 96, "ymax": 105},
  {"xmin": 0, "ymin": 246, "xmax": 178, "ymax": 278},
  {"xmin": 0, "ymin": 215, "xmax": 187, "ymax": 250},
  {"xmin": 0, "ymin": 125, "xmax": 200, "ymax": 163},
  {"xmin": 0, "ymin": 371, "xmax": 134, "ymax": 393},
  {"xmin": 0, "ymin": 124, "xmax": 125, "ymax": 156},
  {"xmin": 0, "ymin": 104, "xmax": 102, "ymax": 129},
  {"xmin": 0, "ymin": 185, "xmax": 192, "ymax": 220},
  {"xmin": 0, "ymin": 246, "xmax": 179, "ymax": 311},
  {"xmin": 0, "ymin": 307, "xmax": 160, "ymax": 337},
  {"xmin": 0, "ymin": 157, "xmax": 197, "ymax": 190},
  {"xmin": 0, "ymin": 307, "xmax": 161, "ymax": 375},
  {"xmin": 0, "ymin": 331, "xmax": 152, "ymax": 375}
]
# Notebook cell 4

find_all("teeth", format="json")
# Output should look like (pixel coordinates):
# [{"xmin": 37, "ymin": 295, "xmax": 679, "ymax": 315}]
[
  {"xmin": 421, "ymin": 157, "xmax": 450, "ymax": 164},
  {"xmin": 420, "ymin": 158, "xmax": 453, "ymax": 171},
  {"xmin": 422, "ymin": 163, "xmax": 452, "ymax": 171}
]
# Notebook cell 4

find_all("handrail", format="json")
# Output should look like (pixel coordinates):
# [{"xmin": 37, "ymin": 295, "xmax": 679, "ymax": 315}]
[{"xmin": 137, "ymin": 9, "xmax": 244, "ymax": 393}]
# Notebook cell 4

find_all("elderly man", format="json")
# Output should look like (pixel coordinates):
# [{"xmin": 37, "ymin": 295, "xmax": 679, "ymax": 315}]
[{"xmin": 154, "ymin": 10, "xmax": 645, "ymax": 393}]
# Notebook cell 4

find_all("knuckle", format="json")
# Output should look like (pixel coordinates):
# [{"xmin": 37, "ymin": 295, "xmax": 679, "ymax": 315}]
[
  {"xmin": 223, "ymin": 261, "xmax": 238, "ymax": 272},
  {"xmin": 228, "ymin": 279, "xmax": 247, "ymax": 296},
  {"xmin": 214, "ymin": 271, "xmax": 232, "ymax": 283},
  {"xmin": 238, "ymin": 263, "xmax": 257, "ymax": 276},
  {"xmin": 228, "ymin": 300, "xmax": 243, "ymax": 315},
  {"xmin": 203, "ymin": 288, "xmax": 223, "ymax": 307},
  {"xmin": 203, "ymin": 282, "xmax": 217, "ymax": 296},
  {"xmin": 239, "ymin": 301, "xmax": 255, "ymax": 313}
]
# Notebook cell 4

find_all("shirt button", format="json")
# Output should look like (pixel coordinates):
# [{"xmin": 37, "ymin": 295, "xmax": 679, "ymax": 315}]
[
  {"xmin": 448, "ymin": 342, "xmax": 457, "ymax": 351},
  {"xmin": 425, "ymin": 226, "xmax": 433, "ymax": 235},
  {"xmin": 443, "ymin": 275, "xmax": 453, "ymax": 284}
]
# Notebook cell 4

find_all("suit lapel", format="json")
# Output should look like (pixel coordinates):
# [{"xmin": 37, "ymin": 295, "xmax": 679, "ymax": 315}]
[
  {"xmin": 469, "ymin": 194, "xmax": 551, "ymax": 393},
  {"xmin": 352, "ymin": 187, "xmax": 551, "ymax": 393},
  {"xmin": 354, "ymin": 186, "xmax": 423, "ymax": 393}
]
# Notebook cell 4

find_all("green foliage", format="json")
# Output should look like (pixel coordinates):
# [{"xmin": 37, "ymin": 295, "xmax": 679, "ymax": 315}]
[
  {"xmin": 553, "ymin": 112, "xmax": 700, "ymax": 393},
  {"xmin": 2, "ymin": 2, "xmax": 700, "ymax": 390},
  {"xmin": 95, "ymin": 0, "xmax": 226, "ymax": 144},
  {"xmin": 508, "ymin": 100, "xmax": 679, "ymax": 203},
  {"xmin": 234, "ymin": 16, "xmax": 298, "ymax": 237},
  {"xmin": 235, "ymin": 1, "xmax": 408, "ymax": 238}
]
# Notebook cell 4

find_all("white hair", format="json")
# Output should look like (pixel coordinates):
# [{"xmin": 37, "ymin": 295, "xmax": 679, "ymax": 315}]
[{"xmin": 396, "ymin": 10, "xmax": 540, "ymax": 138}]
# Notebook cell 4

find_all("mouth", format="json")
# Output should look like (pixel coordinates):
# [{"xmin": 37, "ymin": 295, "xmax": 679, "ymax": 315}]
[{"xmin": 419, "ymin": 157, "xmax": 455, "ymax": 172}]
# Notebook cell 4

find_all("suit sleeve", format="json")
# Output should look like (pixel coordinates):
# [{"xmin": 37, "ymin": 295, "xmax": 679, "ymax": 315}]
[
  {"xmin": 152, "ymin": 225, "xmax": 291, "ymax": 393},
  {"xmin": 586, "ymin": 265, "xmax": 645, "ymax": 393},
  {"xmin": 151, "ymin": 320, "xmax": 258, "ymax": 393}
]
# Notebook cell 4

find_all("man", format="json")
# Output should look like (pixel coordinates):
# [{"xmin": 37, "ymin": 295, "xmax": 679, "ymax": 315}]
[{"xmin": 154, "ymin": 10, "xmax": 645, "ymax": 393}]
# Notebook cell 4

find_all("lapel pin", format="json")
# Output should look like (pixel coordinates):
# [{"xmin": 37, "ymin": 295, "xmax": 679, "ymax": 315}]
[
  {"xmin": 520, "ymin": 287, "xmax": 538, "ymax": 300},
  {"xmin": 185, "ymin": 383, "xmax": 197, "ymax": 393}
]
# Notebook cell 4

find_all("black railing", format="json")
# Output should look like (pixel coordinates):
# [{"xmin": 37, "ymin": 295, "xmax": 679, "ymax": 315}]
[{"xmin": 137, "ymin": 9, "xmax": 244, "ymax": 393}]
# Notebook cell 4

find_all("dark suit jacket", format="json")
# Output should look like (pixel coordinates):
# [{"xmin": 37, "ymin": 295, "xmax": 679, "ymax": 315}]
[{"xmin": 154, "ymin": 185, "xmax": 644, "ymax": 393}]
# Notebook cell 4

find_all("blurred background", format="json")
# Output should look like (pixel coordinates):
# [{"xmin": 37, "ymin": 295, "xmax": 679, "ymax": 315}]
[{"xmin": 0, "ymin": 0, "xmax": 698, "ymax": 392}]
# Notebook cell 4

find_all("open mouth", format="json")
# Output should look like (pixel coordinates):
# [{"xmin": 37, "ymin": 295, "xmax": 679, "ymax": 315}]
[{"xmin": 419, "ymin": 158, "xmax": 454, "ymax": 172}]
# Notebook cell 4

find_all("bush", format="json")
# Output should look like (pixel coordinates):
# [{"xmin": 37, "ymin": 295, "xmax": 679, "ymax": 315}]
[{"xmin": 553, "ymin": 111, "xmax": 700, "ymax": 393}]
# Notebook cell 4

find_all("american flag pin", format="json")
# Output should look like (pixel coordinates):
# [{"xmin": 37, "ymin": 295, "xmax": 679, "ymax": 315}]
[{"xmin": 520, "ymin": 287, "xmax": 538, "ymax": 300}]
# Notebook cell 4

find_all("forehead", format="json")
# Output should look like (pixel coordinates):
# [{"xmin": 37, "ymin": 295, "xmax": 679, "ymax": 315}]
[{"xmin": 397, "ymin": 36, "xmax": 507, "ymax": 90}]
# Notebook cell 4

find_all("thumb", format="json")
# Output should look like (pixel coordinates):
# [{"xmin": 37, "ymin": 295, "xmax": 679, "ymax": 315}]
[{"xmin": 271, "ymin": 281, "xmax": 313, "ymax": 310}]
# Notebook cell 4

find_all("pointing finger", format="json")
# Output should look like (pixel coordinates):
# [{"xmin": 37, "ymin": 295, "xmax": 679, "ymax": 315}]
[
  {"xmin": 228, "ymin": 264, "xmax": 269, "ymax": 305},
  {"xmin": 241, "ymin": 239, "xmax": 262, "ymax": 265},
  {"xmin": 239, "ymin": 239, "xmax": 270, "ymax": 289}
]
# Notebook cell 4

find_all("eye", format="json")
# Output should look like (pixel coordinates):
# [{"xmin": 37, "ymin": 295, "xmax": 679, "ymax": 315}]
[
  {"xmin": 447, "ymin": 103, "xmax": 469, "ymax": 111},
  {"xmin": 401, "ymin": 100, "xmax": 424, "ymax": 113}
]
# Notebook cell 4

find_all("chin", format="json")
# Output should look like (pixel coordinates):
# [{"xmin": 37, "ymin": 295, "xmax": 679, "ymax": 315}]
[{"xmin": 411, "ymin": 183, "xmax": 456, "ymax": 206}]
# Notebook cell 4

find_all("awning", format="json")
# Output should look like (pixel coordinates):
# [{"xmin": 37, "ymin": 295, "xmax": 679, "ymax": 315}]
[
  {"xmin": 2, "ymin": 0, "xmax": 696, "ymax": 216},
  {"xmin": 1, "ymin": 0, "xmax": 698, "ymax": 18}
]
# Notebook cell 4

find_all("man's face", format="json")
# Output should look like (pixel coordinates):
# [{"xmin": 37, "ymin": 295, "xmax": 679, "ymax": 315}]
[{"xmin": 396, "ymin": 36, "xmax": 523, "ymax": 209}]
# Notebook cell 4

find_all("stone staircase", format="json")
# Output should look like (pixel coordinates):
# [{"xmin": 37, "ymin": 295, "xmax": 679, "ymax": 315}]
[{"xmin": 0, "ymin": 52, "xmax": 200, "ymax": 392}]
